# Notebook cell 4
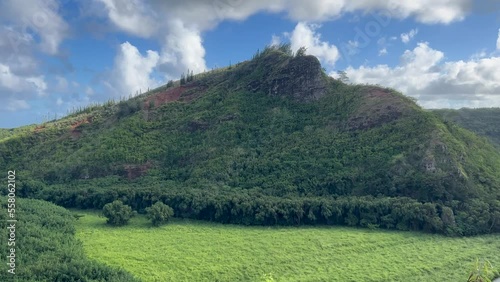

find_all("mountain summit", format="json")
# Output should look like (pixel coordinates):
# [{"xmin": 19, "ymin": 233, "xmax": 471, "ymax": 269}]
[{"xmin": 1, "ymin": 45, "xmax": 499, "ymax": 236}]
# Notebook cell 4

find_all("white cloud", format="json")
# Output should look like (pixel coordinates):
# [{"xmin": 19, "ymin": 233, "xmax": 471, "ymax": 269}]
[
  {"xmin": 106, "ymin": 42, "xmax": 160, "ymax": 97},
  {"xmin": 288, "ymin": 22, "xmax": 340, "ymax": 66},
  {"xmin": 97, "ymin": 0, "xmax": 157, "ymax": 37},
  {"xmin": 346, "ymin": 40, "xmax": 360, "ymax": 55},
  {"xmin": 270, "ymin": 34, "xmax": 281, "ymax": 46},
  {"xmin": 401, "ymin": 28, "xmax": 419, "ymax": 44},
  {"xmin": 26, "ymin": 77, "xmax": 47, "ymax": 96},
  {"xmin": 344, "ymin": 42, "xmax": 500, "ymax": 108},
  {"xmin": 378, "ymin": 48, "xmax": 388, "ymax": 56},
  {"xmin": 6, "ymin": 99, "xmax": 30, "ymax": 111},
  {"xmin": 159, "ymin": 19, "xmax": 207, "ymax": 76},
  {"xmin": 497, "ymin": 28, "xmax": 500, "ymax": 50},
  {"xmin": 0, "ymin": 0, "xmax": 68, "ymax": 55},
  {"xmin": 56, "ymin": 97, "xmax": 63, "ymax": 106},
  {"xmin": 93, "ymin": 0, "xmax": 470, "ymax": 80},
  {"xmin": 0, "ymin": 63, "xmax": 47, "ymax": 96},
  {"xmin": 283, "ymin": 0, "xmax": 467, "ymax": 24},
  {"xmin": 55, "ymin": 76, "xmax": 68, "ymax": 92},
  {"xmin": 85, "ymin": 86, "xmax": 95, "ymax": 96}
]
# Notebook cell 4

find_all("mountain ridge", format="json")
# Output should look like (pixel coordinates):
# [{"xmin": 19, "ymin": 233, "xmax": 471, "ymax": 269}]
[{"xmin": 1, "ymin": 45, "xmax": 499, "ymax": 236}]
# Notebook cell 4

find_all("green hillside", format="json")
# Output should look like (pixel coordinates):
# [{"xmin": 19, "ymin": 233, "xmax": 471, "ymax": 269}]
[
  {"xmin": 432, "ymin": 108, "xmax": 500, "ymax": 148},
  {"xmin": 1, "ymin": 45, "xmax": 499, "ymax": 236},
  {"xmin": 0, "ymin": 198, "xmax": 138, "ymax": 281}
]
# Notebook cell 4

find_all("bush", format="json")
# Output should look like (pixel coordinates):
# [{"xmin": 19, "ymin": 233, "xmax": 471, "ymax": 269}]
[
  {"xmin": 146, "ymin": 202, "xmax": 174, "ymax": 226},
  {"xmin": 103, "ymin": 200, "xmax": 136, "ymax": 226}
]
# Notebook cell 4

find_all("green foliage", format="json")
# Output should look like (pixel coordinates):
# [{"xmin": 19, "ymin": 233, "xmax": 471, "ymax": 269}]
[
  {"xmin": 75, "ymin": 211, "xmax": 500, "ymax": 282},
  {"xmin": 117, "ymin": 99, "xmax": 141, "ymax": 118},
  {"xmin": 295, "ymin": 46, "xmax": 307, "ymax": 57},
  {"xmin": 180, "ymin": 73, "xmax": 186, "ymax": 85},
  {"xmin": 166, "ymin": 80, "xmax": 174, "ymax": 87},
  {"xmin": 337, "ymin": 70, "xmax": 349, "ymax": 83},
  {"xmin": 1, "ymin": 47, "xmax": 499, "ymax": 236},
  {"xmin": 0, "ymin": 199, "xmax": 138, "ymax": 282},
  {"xmin": 468, "ymin": 259, "xmax": 495, "ymax": 282},
  {"xmin": 102, "ymin": 200, "xmax": 136, "ymax": 226},
  {"xmin": 145, "ymin": 202, "xmax": 174, "ymax": 226},
  {"xmin": 432, "ymin": 108, "xmax": 500, "ymax": 149}
]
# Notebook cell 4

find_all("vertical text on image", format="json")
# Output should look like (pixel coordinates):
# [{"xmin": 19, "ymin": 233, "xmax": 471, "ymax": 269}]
[{"xmin": 7, "ymin": 170, "xmax": 16, "ymax": 275}]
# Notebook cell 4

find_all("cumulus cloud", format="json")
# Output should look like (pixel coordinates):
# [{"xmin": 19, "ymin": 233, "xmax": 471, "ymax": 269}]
[
  {"xmin": 158, "ymin": 19, "xmax": 207, "ymax": 76},
  {"xmin": 97, "ymin": 0, "xmax": 157, "ymax": 37},
  {"xmin": 282, "ymin": 0, "xmax": 468, "ymax": 24},
  {"xmin": 94, "ymin": 0, "xmax": 470, "ymax": 81},
  {"xmin": 0, "ymin": 63, "xmax": 47, "ymax": 96},
  {"xmin": 0, "ymin": 62, "xmax": 46, "ymax": 112},
  {"xmin": 287, "ymin": 22, "xmax": 340, "ymax": 66},
  {"xmin": 0, "ymin": 0, "xmax": 68, "ymax": 119},
  {"xmin": 378, "ymin": 48, "xmax": 388, "ymax": 56},
  {"xmin": 106, "ymin": 42, "xmax": 160, "ymax": 97},
  {"xmin": 401, "ymin": 28, "xmax": 419, "ymax": 44},
  {"xmin": 270, "ymin": 34, "xmax": 281, "ymax": 46},
  {"xmin": 344, "ymin": 42, "xmax": 500, "ymax": 108},
  {"xmin": 0, "ymin": 0, "xmax": 68, "ymax": 55}
]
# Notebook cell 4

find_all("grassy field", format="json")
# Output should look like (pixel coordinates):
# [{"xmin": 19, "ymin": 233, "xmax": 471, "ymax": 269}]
[{"xmin": 74, "ymin": 210, "xmax": 499, "ymax": 282}]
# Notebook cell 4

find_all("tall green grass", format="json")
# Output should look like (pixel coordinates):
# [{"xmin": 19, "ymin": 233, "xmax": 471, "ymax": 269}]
[{"xmin": 74, "ymin": 211, "xmax": 499, "ymax": 282}]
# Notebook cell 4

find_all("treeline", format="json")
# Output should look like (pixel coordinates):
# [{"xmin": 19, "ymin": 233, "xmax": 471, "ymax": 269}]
[
  {"xmin": 0, "ymin": 198, "xmax": 138, "ymax": 282},
  {"xmin": 26, "ymin": 184, "xmax": 498, "ymax": 236},
  {"xmin": 432, "ymin": 108, "xmax": 500, "ymax": 148}
]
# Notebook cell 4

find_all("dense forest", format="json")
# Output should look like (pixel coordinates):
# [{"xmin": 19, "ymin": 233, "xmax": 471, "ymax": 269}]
[
  {"xmin": 1, "ymin": 45, "xmax": 499, "ymax": 236},
  {"xmin": 432, "ymin": 108, "xmax": 500, "ymax": 149},
  {"xmin": 0, "ymin": 198, "xmax": 138, "ymax": 281}
]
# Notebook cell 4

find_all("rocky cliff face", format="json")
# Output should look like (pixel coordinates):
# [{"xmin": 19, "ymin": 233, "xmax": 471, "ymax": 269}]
[
  {"xmin": 267, "ymin": 55, "xmax": 327, "ymax": 101},
  {"xmin": 246, "ymin": 53, "xmax": 328, "ymax": 102}
]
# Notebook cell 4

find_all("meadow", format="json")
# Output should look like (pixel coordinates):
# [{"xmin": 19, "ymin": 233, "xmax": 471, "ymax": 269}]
[{"xmin": 74, "ymin": 211, "xmax": 499, "ymax": 282}]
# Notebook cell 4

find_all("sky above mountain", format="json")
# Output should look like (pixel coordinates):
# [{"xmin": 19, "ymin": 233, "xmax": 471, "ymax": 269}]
[{"xmin": 1, "ymin": 0, "xmax": 500, "ymax": 128}]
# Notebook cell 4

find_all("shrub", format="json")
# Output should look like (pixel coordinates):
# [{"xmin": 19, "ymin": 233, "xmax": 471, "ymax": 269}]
[
  {"xmin": 146, "ymin": 202, "xmax": 174, "ymax": 226},
  {"xmin": 102, "ymin": 200, "xmax": 136, "ymax": 226}
]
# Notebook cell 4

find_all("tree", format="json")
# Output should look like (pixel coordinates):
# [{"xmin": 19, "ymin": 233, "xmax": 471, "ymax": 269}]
[
  {"xmin": 166, "ymin": 80, "xmax": 174, "ymax": 87},
  {"xmin": 146, "ymin": 202, "xmax": 174, "ymax": 226},
  {"xmin": 295, "ymin": 46, "xmax": 307, "ymax": 57},
  {"xmin": 102, "ymin": 200, "xmax": 136, "ymax": 226},
  {"xmin": 337, "ymin": 70, "xmax": 349, "ymax": 84},
  {"xmin": 180, "ymin": 73, "xmax": 186, "ymax": 85}
]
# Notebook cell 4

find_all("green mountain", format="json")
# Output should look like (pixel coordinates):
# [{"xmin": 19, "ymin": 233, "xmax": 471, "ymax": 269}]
[
  {"xmin": 1, "ymin": 45, "xmax": 499, "ymax": 236},
  {"xmin": 432, "ymin": 108, "xmax": 500, "ymax": 149}
]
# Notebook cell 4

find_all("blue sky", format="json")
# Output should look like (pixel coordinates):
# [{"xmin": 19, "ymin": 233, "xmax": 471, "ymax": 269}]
[{"xmin": 1, "ymin": 0, "xmax": 500, "ymax": 128}]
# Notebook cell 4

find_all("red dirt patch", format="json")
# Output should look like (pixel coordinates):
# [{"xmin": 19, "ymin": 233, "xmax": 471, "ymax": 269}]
[
  {"xmin": 366, "ymin": 89, "xmax": 391, "ymax": 99},
  {"xmin": 144, "ymin": 85, "xmax": 207, "ymax": 110},
  {"xmin": 69, "ymin": 116, "xmax": 93, "ymax": 140},
  {"xmin": 144, "ymin": 86, "xmax": 186, "ymax": 110},
  {"xmin": 34, "ymin": 125, "xmax": 46, "ymax": 133},
  {"xmin": 70, "ymin": 116, "xmax": 92, "ymax": 130}
]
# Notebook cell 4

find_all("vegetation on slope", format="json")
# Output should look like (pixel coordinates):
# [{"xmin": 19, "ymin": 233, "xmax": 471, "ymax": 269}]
[
  {"xmin": 75, "ymin": 211, "xmax": 500, "ymax": 282},
  {"xmin": 432, "ymin": 108, "xmax": 500, "ymax": 148},
  {"xmin": 0, "ymin": 198, "xmax": 138, "ymax": 282},
  {"xmin": 0, "ymin": 45, "xmax": 499, "ymax": 236}
]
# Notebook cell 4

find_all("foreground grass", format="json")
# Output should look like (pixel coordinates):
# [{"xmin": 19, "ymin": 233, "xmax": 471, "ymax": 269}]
[{"xmin": 74, "ymin": 211, "xmax": 499, "ymax": 282}]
